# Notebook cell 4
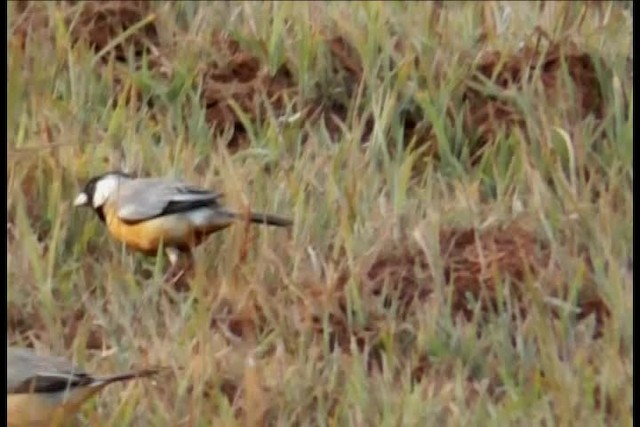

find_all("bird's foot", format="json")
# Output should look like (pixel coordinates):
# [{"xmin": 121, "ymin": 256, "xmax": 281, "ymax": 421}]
[
  {"xmin": 162, "ymin": 265, "xmax": 193, "ymax": 292},
  {"xmin": 163, "ymin": 268, "xmax": 185, "ymax": 284}
]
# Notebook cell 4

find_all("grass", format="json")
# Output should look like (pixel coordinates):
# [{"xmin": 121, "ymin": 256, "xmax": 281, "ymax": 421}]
[{"xmin": 7, "ymin": 1, "xmax": 633, "ymax": 426}]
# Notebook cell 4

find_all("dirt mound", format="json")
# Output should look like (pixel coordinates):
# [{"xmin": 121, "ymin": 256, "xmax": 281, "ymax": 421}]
[
  {"xmin": 12, "ymin": 3, "xmax": 618, "ymax": 160},
  {"xmin": 201, "ymin": 32, "xmax": 296, "ymax": 151},
  {"xmin": 69, "ymin": 1, "xmax": 157, "ymax": 60},
  {"xmin": 13, "ymin": 1, "xmax": 156, "ymax": 57},
  {"xmin": 440, "ymin": 224, "xmax": 550, "ymax": 317},
  {"xmin": 461, "ymin": 37, "xmax": 604, "ymax": 161},
  {"xmin": 298, "ymin": 222, "xmax": 609, "ymax": 363}
]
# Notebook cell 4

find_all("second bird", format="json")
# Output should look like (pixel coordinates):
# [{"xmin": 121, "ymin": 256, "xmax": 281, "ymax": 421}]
[
  {"xmin": 7, "ymin": 346, "xmax": 162, "ymax": 427},
  {"xmin": 73, "ymin": 171, "xmax": 292, "ymax": 280}
]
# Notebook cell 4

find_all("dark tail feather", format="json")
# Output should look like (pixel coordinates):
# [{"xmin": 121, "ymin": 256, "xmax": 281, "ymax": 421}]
[
  {"xmin": 99, "ymin": 367, "xmax": 166, "ymax": 386},
  {"xmin": 247, "ymin": 212, "xmax": 293, "ymax": 227}
]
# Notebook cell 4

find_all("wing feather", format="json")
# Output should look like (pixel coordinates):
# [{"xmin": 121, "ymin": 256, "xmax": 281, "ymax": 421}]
[
  {"xmin": 114, "ymin": 178, "xmax": 223, "ymax": 223},
  {"xmin": 9, "ymin": 372, "xmax": 94, "ymax": 394},
  {"xmin": 7, "ymin": 347, "xmax": 90, "ymax": 394}
]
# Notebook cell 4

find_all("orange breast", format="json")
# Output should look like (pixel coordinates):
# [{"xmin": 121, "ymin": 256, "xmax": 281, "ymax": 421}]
[
  {"xmin": 7, "ymin": 392, "xmax": 82, "ymax": 427},
  {"xmin": 7, "ymin": 384, "xmax": 111, "ymax": 427},
  {"xmin": 103, "ymin": 204, "xmax": 232, "ymax": 253}
]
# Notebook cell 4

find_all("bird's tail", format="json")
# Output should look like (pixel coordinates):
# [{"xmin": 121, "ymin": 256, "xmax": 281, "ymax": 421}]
[
  {"xmin": 245, "ymin": 212, "xmax": 293, "ymax": 227},
  {"xmin": 98, "ymin": 367, "xmax": 166, "ymax": 387}
]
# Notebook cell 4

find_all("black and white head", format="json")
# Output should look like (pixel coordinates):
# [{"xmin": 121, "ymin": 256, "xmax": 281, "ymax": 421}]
[{"xmin": 73, "ymin": 171, "xmax": 132, "ymax": 220}]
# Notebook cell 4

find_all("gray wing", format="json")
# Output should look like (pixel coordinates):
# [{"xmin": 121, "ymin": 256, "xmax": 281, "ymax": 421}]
[
  {"xmin": 7, "ymin": 347, "xmax": 89, "ymax": 393},
  {"xmin": 113, "ymin": 178, "xmax": 224, "ymax": 223}
]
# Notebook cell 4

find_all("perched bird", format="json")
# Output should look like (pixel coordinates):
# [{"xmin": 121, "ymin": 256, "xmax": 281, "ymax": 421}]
[
  {"xmin": 73, "ymin": 171, "xmax": 292, "ymax": 281},
  {"xmin": 7, "ymin": 346, "xmax": 162, "ymax": 427}
]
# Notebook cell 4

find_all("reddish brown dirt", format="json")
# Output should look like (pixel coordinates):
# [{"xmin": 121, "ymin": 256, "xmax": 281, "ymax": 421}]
[
  {"xmin": 8, "ymin": 303, "xmax": 106, "ymax": 350},
  {"xmin": 297, "ymin": 222, "xmax": 610, "ymax": 362},
  {"xmin": 461, "ymin": 37, "xmax": 604, "ymax": 162},
  {"xmin": 11, "ymin": 2, "xmax": 614, "ymax": 158},
  {"xmin": 201, "ymin": 32, "xmax": 297, "ymax": 151}
]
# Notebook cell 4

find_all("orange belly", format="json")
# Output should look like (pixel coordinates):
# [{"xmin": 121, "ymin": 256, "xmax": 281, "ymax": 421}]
[
  {"xmin": 7, "ymin": 386, "xmax": 102, "ymax": 427},
  {"xmin": 104, "ymin": 208, "xmax": 232, "ymax": 254}
]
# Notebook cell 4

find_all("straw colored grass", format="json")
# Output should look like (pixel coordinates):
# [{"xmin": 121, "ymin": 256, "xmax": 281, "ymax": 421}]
[{"xmin": 8, "ymin": 2, "xmax": 632, "ymax": 426}]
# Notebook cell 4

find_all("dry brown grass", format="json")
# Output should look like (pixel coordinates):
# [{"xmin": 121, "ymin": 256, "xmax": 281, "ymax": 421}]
[{"xmin": 7, "ymin": 1, "xmax": 632, "ymax": 425}]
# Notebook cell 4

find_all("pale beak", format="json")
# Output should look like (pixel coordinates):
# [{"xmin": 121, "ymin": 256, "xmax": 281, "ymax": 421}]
[{"xmin": 73, "ymin": 193, "xmax": 89, "ymax": 207}]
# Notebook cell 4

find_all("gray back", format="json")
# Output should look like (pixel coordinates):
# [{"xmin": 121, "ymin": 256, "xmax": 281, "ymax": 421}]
[
  {"xmin": 7, "ymin": 347, "xmax": 85, "ymax": 393},
  {"xmin": 113, "ymin": 178, "xmax": 223, "ymax": 222}
]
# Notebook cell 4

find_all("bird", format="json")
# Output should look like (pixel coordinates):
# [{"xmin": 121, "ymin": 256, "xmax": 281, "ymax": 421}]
[
  {"xmin": 7, "ymin": 346, "xmax": 163, "ymax": 427},
  {"xmin": 73, "ymin": 171, "xmax": 293, "ymax": 282}
]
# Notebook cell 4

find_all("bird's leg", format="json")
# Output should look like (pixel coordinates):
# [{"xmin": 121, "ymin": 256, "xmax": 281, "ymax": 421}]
[
  {"xmin": 162, "ymin": 247, "xmax": 185, "ymax": 285},
  {"xmin": 185, "ymin": 249, "xmax": 196, "ymax": 275},
  {"xmin": 163, "ymin": 247, "xmax": 196, "ymax": 290}
]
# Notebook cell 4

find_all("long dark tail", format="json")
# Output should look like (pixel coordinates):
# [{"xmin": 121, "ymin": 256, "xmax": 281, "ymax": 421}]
[
  {"xmin": 246, "ymin": 212, "xmax": 293, "ymax": 227},
  {"xmin": 98, "ymin": 368, "xmax": 166, "ymax": 387}
]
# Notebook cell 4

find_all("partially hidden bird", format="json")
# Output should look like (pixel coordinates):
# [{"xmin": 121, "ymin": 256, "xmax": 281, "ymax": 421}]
[{"xmin": 7, "ymin": 346, "xmax": 163, "ymax": 427}]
